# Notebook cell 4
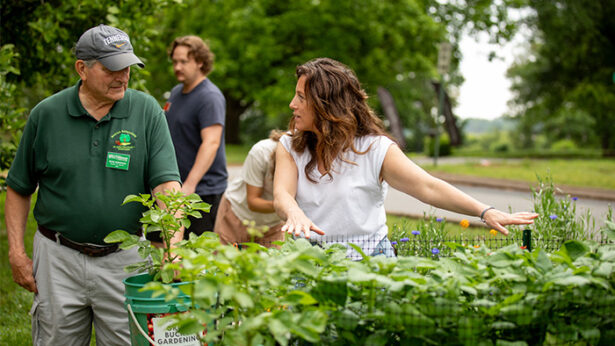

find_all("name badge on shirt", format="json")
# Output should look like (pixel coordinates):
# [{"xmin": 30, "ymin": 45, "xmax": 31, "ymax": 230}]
[{"xmin": 106, "ymin": 152, "xmax": 130, "ymax": 170}]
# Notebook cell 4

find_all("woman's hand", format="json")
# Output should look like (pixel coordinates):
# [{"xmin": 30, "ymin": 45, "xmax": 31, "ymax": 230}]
[
  {"xmin": 280, "ymin": 207, "xmax": 325, "ymax": 239},
  {"xmin": 482, "ymin": 209, "xmax": 539, "ymax": 236}
]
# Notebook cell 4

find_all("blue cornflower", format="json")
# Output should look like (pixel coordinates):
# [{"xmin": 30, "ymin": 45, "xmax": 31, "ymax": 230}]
[
  {"xmin": 432, "ymin": 248, "xmax": 440, "ymax": 255},
  {"xmin": 400, "ymin": 237, "xmax": 409, "ymax": 243},
  {"xmin": 571, "ymin": 197, "xmax": 578, "ymax": 201},
  {"xmin": 391, "ymin": 241, "xmax": 397, "ymax": 246},
  {"xmin": 550, "ymin": 214, "xmax": 558, "ymax": 220},
  {"xmin": 436, "ymin": 217, "xmax": 444, "ymax": 222},
  {"xmin": 411, "ymin": 230, "xmax": 420, "ymax": 236}
]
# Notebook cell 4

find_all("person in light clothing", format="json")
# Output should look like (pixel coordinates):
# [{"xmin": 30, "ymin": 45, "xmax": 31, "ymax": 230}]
[
  {"xmin": 215, "ymin": 130, "xmax": 286, "ymax": 247},
  {"xmin": 273, "ymin": 57, "xmax": 539, "ymax": 259}
]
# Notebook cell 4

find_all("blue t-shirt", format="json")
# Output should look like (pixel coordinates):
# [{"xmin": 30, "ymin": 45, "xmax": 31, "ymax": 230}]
[{"xmin": 165, "ymin": 79, "xmax": 228, "ymax": 195}]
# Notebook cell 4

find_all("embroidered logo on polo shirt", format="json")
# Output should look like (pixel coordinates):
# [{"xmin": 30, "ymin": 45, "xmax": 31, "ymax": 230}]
[{"xmin": 111, "ymin": 130, "xmax": 137, "ymax": 151}]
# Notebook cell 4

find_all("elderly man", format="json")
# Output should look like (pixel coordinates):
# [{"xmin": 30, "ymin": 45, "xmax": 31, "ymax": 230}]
[{"xmin": 5, "ymin": 24, "xmax": 181, "ymax": 345}]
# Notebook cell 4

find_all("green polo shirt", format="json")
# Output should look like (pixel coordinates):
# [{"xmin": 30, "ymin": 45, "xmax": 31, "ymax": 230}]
[{"xmin": 7, "ymin": 81, "xmax": 181, "ymax": 244}]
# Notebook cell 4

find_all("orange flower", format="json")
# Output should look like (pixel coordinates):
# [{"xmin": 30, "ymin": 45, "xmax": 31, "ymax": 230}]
[
  {"xmin": 489, "ymin": 229, "xmax": 498, "ymax": 236},
  {"xmin": 460, "ymin": 219, "xmax": 470, "ymax": 228},
  {"xmin": 474, "ymin": 244, "xmax": 480, "ymax": 248}
]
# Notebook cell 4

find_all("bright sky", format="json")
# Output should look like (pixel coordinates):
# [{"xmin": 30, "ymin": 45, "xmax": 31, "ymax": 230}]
[{"xmin": 455, "ymin": 32, "xmax": 522, "ymax": 120}]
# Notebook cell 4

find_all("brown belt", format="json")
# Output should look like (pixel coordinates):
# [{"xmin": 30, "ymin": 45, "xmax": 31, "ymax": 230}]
[{"xmin": 38, "ymin": 225, "xmax": 124, "ymax": 257}]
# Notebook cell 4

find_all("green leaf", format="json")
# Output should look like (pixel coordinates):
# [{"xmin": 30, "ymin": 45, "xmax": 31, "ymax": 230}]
[
  {"xmin": 604, "ymin": 221, "xmax": 615, "ymax": 241},
  {"xmin": 562, "ymin": 240, "xmax": 589, "ymax": 261},
  {"xmin": 176, "ymin": 319, "xmax": 206, "ymax": 336},
  {"xmin": 233, "ymin": 291, "xmax": 254, "ymax": 309},
  {"xmin": 268, "ymin": 318, "xmax": 290, "ymax": 346},
  {"xmin": 285, "ymin": 290, "xmax": 318, "ymax": 306},
  {"xmin": 311, "ymin": 277, "xmax": 347, "ymax": 306},
  {"xmin": 461, "ymin": 285, "xmax": 477, "ymax": 295},
  {"xmin": 347, "ymin": 267, "xmax": 379, "ymax": 283},
  {"xmin": 334, "ymin": 309, "xmax": 359, "ymax": 330},
  {"xmin": 298, "ymin": 309, "xmax": 327, "ymax": 334},
  {"xmin": 291, "ymin": 259, "xmax": 319, "ymax": 277},
  {"xmin": 193, "ymin": 278, "xmax": 217, "ymax": 302},
  {"xmin": 347, "ymin": 243, "xmax": 367, "ymax": 259},
  {"xmin": 579, "ymin": 327, "xmax": 601, "ymax": 340},
  {"xmin": 534, "ymin": 250, "xmax": 552, "ymax": 273},
  {"xmin": 124, "ymin": 262, "xmax": 147, "ymax": 273},
  {"xmin": 552, "ymin": 275, "xmax": 590, "ymax": 287},
  {"xmin": 103, "ymin": 230, "xmax": 132, "ymax": 244},
  {"xmin": 593, "ymin": 262, "xmax": 614, "ymax": 277},
  {"xmin": 241, "ymin": 313, "xmax": 265, "ymax": 331},
  {"xmin": 490, "ymin": 321, "xmax": 516, "ymax": 330},
  {"xmin": 122, "ymin": 194, "xmax": 147, "ymax": 205},
  {"xmin": 365, "ymin": 330, "xmax": 388, "ymax": 346},
  {"xmin": 160, "ymin": 267, "xmax": 174, "ymax": 283}
]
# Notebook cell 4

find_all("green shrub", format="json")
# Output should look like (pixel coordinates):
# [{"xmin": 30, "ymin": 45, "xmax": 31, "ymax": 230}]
[
  {"xmin": 550, "ymin": 138, "xmax": 578, "ymax": 151},
  {"xmin": 0, "ymin": 44, "xmax": 28, "ymax": 178},
  {"xmin": 424, "ymin": 133, "xmax": 451, "ymax": 157}
]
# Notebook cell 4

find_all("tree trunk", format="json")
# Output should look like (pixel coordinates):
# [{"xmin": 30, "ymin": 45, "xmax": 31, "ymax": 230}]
[
  {"xmin": 377, "ymin": 86, "xmax": 406, "ymax": 150},
  {"xmin": 225, "ymin": 97, "xmax": 250, "ymax": 145},
  {"xmin": 432, "ymin": 81, "xmax": 462, "ymax": 146}
]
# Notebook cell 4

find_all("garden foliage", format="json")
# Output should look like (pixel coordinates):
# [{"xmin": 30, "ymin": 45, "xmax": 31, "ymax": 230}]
[
  {"xmin": 110, "ymin": 173, "xmax": 615, "ymax": 344},
  {"xmin": 105, "ymin": 191, "xmax": 210, "ymax": 283},
  {"xmin": 145, "ymin": 224, "xmax": 615, "ymax": 345}
]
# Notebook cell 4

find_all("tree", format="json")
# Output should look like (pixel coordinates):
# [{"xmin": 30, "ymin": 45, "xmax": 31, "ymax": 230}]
[
  {"xmin": 145, "ymin": 0, "xmax": 447, "ymax": 144},
  {"xmin": 0, "ymin": 0, "xmax": 181, "ymax": 173},
  {"xmin": 0, "ymin": 0, "xmax": 180, "ymax": 101},
  {"xmin": 507, "ymin": 0, "xmax": 615, "ymax": 154},
  {"xmin": 1, "ymin": 0, "xmax": 526, "ymax": 153}
]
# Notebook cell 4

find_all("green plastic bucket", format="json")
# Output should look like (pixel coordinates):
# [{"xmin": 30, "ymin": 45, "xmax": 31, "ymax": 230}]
[{"xmin": 124, "ymin": 273, "xmax": 208, "ymax": 346}]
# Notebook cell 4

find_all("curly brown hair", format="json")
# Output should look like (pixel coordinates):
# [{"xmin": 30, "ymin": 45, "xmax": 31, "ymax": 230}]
[
  {"xmin": 168, "ymin": 36, "xmax": 214, "ymax": 76},
  {"xmin": 290, "ymin": 58, "xmax": 391, "ymax": 182}
]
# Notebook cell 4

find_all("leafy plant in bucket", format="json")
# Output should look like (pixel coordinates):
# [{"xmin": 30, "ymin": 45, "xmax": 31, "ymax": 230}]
[{"xmin": 104, "ymin": 190, "xmax": 210, "ymax": 283}]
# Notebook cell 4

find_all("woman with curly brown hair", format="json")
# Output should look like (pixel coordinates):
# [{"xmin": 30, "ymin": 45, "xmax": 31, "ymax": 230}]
[{"xmin": 274, "ymin": 58, "xmax": 538, "ymax": 258}]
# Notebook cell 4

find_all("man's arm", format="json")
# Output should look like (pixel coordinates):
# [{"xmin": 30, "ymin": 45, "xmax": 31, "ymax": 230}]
[
  {"xmin": 5, "ymin": 186, "xmax": 36, "ymax": 293},
  {"xmin": 152, "ymin": 180, "xmax": 183, "ymax": 246},
  {"xmin": 181, "ymin": 124, "xmax": 223, "ymax": 195}
]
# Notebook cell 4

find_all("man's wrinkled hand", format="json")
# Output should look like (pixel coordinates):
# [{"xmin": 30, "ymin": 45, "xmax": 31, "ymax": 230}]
[{"xmin": 9, "ymin": 254, "xmax": 37, "ymax": 293}]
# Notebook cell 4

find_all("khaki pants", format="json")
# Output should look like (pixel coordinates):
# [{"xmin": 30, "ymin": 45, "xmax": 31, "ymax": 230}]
[
  {"xmin": 31, "ymin": 231, "xmax": 141, "ymax": 346},
  {"xmin": 214, "ymin": 195, "xmax": 284, "ymax": 247}
]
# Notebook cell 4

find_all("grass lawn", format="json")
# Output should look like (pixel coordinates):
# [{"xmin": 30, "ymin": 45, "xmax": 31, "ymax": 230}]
[
  {"xmin": 422, "ymin": 158, "xmax": 615, "ymax": 190},
  {"xmin": 225, "ymin": 144, "xmax": 251, "ymax": 165}
]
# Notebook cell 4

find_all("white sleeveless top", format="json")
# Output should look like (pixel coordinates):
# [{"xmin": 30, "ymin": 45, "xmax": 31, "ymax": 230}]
[{"xmin": 280, "ymin": 134, "xmax": 395, "ymax": 258}]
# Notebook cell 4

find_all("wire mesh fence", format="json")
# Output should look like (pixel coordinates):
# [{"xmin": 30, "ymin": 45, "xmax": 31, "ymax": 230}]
[
  {"xmin": 236, "ymin": 230, "xmax": 614, "ymax": 258},
  {"xmin": 309, "ymin": 287, "xmax": 615, "ymax": 345},
  {"xmin": 390, "ymin": 231, "xmax": 614, "ymax": 257}
]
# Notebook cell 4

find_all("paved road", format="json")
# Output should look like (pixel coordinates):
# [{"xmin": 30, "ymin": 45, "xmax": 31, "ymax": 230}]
[{"xmin": 227, "ymin": 165, "xmax": 613, "ymax": 229}]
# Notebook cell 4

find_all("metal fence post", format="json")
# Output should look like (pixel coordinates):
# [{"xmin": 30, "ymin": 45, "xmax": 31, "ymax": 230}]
[{"xmin": 522, "ymin": 229, "xmax": 532, "ymax": 252}]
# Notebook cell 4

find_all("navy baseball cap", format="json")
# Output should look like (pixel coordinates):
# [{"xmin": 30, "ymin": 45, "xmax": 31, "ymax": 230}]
[{"xmin": 75, "ymin": 24, "xmax": 144, "ymax": 71}]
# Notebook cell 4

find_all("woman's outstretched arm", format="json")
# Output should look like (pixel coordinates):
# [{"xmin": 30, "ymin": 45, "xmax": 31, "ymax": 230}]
[{"xmin": 381, "ymin": 144, "xmax": 538, "ymax": 235}]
